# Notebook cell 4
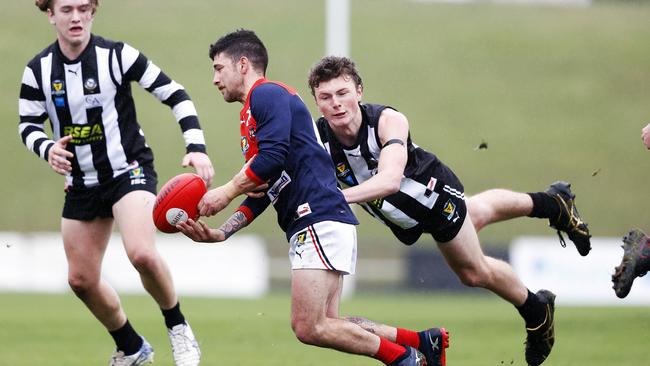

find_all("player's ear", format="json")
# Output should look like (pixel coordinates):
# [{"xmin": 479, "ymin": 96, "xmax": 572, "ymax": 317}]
[
  {"xmin": 48, "ymin": 8, "xmax": 55, "ymax": 24},
  {"xmin": 238, "ymin": 56, "xmax": 249, "ymax": 74}
]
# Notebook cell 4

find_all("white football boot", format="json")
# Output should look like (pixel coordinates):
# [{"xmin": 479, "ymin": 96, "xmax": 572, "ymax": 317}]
[
  {"xmin": 168, "ymin": 322, "xmax": 201, "ymax": 366},
  {"xmin": 109, "ymin": 337, "xmax": 154, "ymax": 366}
]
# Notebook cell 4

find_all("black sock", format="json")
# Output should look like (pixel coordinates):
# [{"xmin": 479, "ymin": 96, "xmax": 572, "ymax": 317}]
[
  {"xmin": 109, "ymin": 319, "xmax": 143, "ymax": 355},
  {"xmin": 516, "ymin": 290, "xmax": 546, "ymax": 328},
  {"xmin": 161, "ymin": 302, "xmax": 186, "ymax": 329},
  {"xmin": 527, "ymin": 192, "xmax": 560, "ymax": 221}
]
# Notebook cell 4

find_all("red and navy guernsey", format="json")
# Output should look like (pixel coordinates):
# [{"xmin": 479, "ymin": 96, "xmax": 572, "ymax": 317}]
[{"xmin": 235, "ymin": 78, "xmax": 358, "ymax": 240}]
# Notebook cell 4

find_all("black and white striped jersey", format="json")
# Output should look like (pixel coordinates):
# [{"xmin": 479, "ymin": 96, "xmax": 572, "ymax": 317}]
[
  {"xmin": 18, "ymin": 34, "xmax": 207, "ymax": 188},
  {"xmin": 315, "ymin": 103, "xmax": 466, "ymax": 244}
]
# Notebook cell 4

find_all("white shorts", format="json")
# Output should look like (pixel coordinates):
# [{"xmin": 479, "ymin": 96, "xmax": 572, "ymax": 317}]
[{"xmin": 288, "ymin": 220, "xmax": 357, "ymax": 275}]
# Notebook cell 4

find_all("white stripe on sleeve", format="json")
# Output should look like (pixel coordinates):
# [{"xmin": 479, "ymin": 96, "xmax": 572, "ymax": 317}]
[
  {"xmin": 138, "ymin": 62, "xmax": 161, "ymax": 89},
  {"xmin": 19, "ymin": 99, "xmax": 47, "ymax": 117},
  {"xmin": 120, "ymin": 43, "xmax": 140, "ymax": 73},
  {"xmin": 183, "ymin": 129, "xmax": 206, "ymax": 146},
  {"xmin": 21, "ymin": 66, "xmax": 39, "ymax": 89},
  {"xmin": 152, "ymin": 80, "xmax": 183, "ymax": 102},
  {"xmin": 172, "ymin": 100, "xmax": 198, "ymax": 121}
]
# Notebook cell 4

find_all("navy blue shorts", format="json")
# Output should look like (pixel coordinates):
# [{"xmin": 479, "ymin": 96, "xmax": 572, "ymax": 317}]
[{"xmin": 62, "ymin": 165, "xmax": 157, "ymax": 220}]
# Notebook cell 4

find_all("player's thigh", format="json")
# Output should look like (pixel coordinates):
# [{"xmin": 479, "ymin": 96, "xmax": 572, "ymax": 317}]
[
  {"xmin": 112, "ymin": 189, "xmax": 157, "ymax": 255},
  {"xmin": 436, "ymin": 212, "xmax": 488, "ymax": 272},
  {"xmin": 62, "ymin": 217, "xmax": 114, "ymax": 277},
  {"xmin": 291, "ymin": 269, "xmax": 344, "ymax": 324}
]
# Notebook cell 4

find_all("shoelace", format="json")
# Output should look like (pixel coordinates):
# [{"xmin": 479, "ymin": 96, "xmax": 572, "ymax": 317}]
[
  {"xmin": 110, "ymin": 351, "xmax": 133, "ymax": 366},
  {"xmin": 169, "ymin": 328, "xmax": 193, "ymax": 355},
  {"xmin": 555, "ymin": 230, "xmax": 567, "ymax": 248}
]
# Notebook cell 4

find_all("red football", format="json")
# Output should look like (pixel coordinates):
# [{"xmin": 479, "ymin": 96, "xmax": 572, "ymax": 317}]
[{"xmin": 153, "ymin": 173, "xmax": 207, "ymax": 233}]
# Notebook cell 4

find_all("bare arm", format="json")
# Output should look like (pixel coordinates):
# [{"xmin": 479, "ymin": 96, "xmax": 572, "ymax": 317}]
[
  {"xmin": 642, "ymin": 123, "xmax": 650, "ymax": 150},
  {"xmin": 343, "ymin": 109, "xmax": 409, "ymax": 204},
  {"xmin": 177, "ymin": 210, "xmax": 249, "ymax": 243},
  {"xmin": 198, "ymin": 158, "xmax": 266, "ymax": 217}
]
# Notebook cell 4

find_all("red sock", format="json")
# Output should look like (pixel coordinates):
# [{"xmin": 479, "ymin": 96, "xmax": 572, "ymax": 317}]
[
  {"xmin": 375, "ymin": 337, "xmax": 407, "ymax": 365},
  {"xmin": 396, "ymin": 328, "xmax": 421, "ymax": 349}
]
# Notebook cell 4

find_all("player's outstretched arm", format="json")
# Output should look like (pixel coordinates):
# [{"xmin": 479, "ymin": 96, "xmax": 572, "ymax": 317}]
[
  {"xmin": 198, "ymin": 158, "xmax": 266, "ymax": 216},
  {"xmin": 177, "ymin": 211, "xmax": 249, "ymax": 243},
  {"xmin": 342, "ymin": 109, "xmax": 409, "ymax": 204}
]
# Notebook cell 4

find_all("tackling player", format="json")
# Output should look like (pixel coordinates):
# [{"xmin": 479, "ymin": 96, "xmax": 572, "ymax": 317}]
[{"xmin": 306, "ymin": 56, "xmax": 594, "ymax": 366}]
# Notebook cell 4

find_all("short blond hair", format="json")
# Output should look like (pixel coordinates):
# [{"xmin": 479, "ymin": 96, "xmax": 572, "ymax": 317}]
[{"xmin": 35, "ymin": 0, "xmax": 99, "ymax": 12}]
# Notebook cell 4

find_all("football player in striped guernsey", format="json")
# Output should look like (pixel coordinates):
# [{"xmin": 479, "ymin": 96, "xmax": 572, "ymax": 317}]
[
  {"xmin": 18, "ymin": 1, "xmax": 212, "ymax": 365},
  {"xmin": 306, "ymin": 56, "xmax": 594, "ymax": 366}
]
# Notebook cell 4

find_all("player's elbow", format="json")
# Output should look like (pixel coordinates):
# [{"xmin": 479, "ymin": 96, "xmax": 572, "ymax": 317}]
[{"xmin": 379, "ymin": 175, "xmax": 402, "ymax": 196}]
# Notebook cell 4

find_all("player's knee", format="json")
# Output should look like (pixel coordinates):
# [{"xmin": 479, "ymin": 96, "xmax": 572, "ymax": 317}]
[
  {"xmin": 291, "ymin": 320, "xmax": 323, "ymax": 345},
  {"xmin": 68, "ymin": 273, "xmax": 96, "ymax": 295},
  {"xmin": 128, "ymin": 248, "xmax": 158, "ymax": 272},
  {"xmin": 456, "ymin": 267, "xmax": 487, "ymax": 288}
]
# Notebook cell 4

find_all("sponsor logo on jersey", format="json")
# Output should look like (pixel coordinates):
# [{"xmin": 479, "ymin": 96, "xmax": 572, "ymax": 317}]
[
  {"xmin": 52, "ymin": 80, "xmax": 65, "ymax": 96},
  {"xmin": 425, "ymin": 177, "xmax": 437, "ymax": 198},
  {"xmin": 63, "ymin": 123, "xmax": 104, "ymax": 145},
  {"xmin": 267, "ymin": 171, "xmax": 291, "ymax": 204},
  {"xmin": 84, "ymin": 78, "xmax": 97, "ymax": 92},
  {"xmin": 85, "ymin": 95, "xmax": 101, "ymax": 108},
  {"xmin": 240, "ymin": 136, "xmax": 249, "ymax": 155},
  {"xmin": 296, "ymin": 202, "xmax": 312, "ymax": 219},
  {"xmin": 54, "ymin": 97, "xmax": 65, "ymax": 108},
  {"xmin": 336, "ymin": 162, "xmax": 348, "ymax": 175},
  {"xmin": 335, "ymin": 162, "xmax": 355, "ymax": 186}
]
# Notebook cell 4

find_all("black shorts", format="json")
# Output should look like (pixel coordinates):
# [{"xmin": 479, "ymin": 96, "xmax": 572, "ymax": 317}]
[
  {"xmin": 62, "ymin": 165, "xmax": 158, "ymax": 220},
  {"xmin": 385, "ymin": 161, "xmax": 467, "ymax": 245},
  {"xmin": 422, "ymin": 162, "xmax": 467, "ymax": 243}
]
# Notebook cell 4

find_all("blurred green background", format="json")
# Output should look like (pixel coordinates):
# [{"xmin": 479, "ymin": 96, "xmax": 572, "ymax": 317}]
[
  {"xmin": 2, "ymin": 0, "xmax": 649, "ymax": 249},
  {"xmin": 2, "ymin": 2, "xmax": 650, "ymax": 365}
]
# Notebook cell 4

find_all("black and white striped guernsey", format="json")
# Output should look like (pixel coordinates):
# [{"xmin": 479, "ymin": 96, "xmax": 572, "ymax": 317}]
[
  {"xmin": 315, "ymin": 103, "xmax": 466, "ymax": 244},
  {"xmin": 18, "ymin": 34, "xmax": 207, "ymax": 188}
]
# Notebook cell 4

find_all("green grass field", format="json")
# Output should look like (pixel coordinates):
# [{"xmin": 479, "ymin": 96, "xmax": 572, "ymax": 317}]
[
  {"xmin": 2, "ymin": 292, "xmax": 648, "ymax": 365},
  {"xmin": 2, "ymin": 0, "xmax": 650, "ymax": 245}
]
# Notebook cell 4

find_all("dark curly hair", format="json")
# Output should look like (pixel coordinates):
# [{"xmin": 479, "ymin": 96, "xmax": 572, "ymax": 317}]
[
  {"xmin": 208, "ymin": 29, "xmax": 268, "ymax": 74},
  {"xmin": 35, "ymin": 0, "xmax": 99, "ymax": 13},
  {"xmin": 308, "ymin": 56, "xmax": 363, "ymax": 97}
]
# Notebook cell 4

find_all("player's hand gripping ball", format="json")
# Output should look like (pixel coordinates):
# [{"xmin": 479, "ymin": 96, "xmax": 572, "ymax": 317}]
[{"xmin": 153, "ymin": 173, "xmax": 207, "ymax": 233}]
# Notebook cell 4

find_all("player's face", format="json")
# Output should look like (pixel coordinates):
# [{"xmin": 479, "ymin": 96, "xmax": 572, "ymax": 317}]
[
  {"xmin": 212, "ymin": 53, "xmax": 246, "ymax": 104},
  {"xmin": 313, "ymin": 75, "xmax": 363, "ymax": 129},
  {"xmin": 48, "ymin": 0, "xmax": 94, "ymax": 50}
]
